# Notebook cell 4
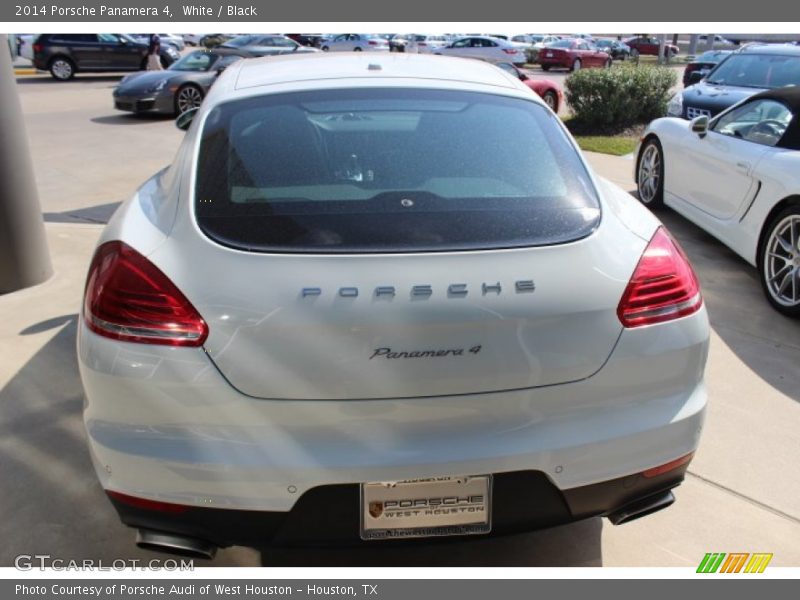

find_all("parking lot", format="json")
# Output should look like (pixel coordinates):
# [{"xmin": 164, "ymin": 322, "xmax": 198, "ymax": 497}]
[{"xmin": 1, "ymin": 70, "xmax": 799, "ymax": 567}]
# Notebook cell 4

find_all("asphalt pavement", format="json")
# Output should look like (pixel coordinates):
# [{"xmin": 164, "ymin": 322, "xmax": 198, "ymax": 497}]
[{"xmin": 0, "ymin": 72, "xmax": 798, "ymax": 568}]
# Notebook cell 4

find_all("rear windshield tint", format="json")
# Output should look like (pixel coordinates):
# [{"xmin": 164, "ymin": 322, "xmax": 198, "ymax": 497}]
[{"xmin": 195, "ymin": 88, "xmax": 600, "ymax": 253}]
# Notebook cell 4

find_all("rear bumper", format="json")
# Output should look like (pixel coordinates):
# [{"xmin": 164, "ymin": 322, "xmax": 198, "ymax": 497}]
[
  {"xmin": 538, "ymin": 57, "xmax": 570, "ymax": 69},
  {"xmin": 80, "ymin": 302, "xmax": 708, "ymax": 522},
  {"xmin": 109, "ymin": 466, "xmax": 690, "ymax": 547}
]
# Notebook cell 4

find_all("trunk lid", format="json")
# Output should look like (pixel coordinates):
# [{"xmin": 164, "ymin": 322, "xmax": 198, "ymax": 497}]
[{"xmin": 160, "ymin": 215, "xmax": 645, "ymax": 400}]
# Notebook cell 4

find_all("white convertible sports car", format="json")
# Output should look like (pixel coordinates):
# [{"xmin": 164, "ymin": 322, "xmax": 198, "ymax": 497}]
[
  {"xmin": 636, "ymin": 87, "xmax": 800, "ymax": 317},
  {"xmin": 78, "ymin": 53, "xmax": 708, "ymax": 557}
]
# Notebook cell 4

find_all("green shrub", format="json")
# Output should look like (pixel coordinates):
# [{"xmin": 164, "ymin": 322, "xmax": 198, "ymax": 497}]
[{"xmin": 564, "ymin": 65, "xmax": 677, "ymax": 131}]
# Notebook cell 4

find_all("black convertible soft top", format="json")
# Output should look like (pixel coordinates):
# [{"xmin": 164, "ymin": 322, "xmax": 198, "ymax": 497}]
[{"xmin": 746, "ymin": 86, "xmax": 800, "ymax": 150}]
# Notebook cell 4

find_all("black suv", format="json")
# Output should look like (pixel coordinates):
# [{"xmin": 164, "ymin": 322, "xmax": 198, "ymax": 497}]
[
  {"xmin": 668, "ymin": 43, "xmax": 800, "ymax": 119},
  {"xmin": 33, "ymin": 34, "xmax": 180, "ymax": 80}
]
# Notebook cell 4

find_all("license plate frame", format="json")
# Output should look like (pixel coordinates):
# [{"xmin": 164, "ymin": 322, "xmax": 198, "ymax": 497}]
[{"xmin": 359, "ymin": 475, "xmax": 492, "ymax": 541}]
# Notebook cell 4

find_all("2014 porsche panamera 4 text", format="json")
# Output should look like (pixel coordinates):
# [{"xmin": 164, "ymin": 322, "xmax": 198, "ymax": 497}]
[{"xmin": 78, "ymin": 53, "xmax": 709, "ymax": 557}]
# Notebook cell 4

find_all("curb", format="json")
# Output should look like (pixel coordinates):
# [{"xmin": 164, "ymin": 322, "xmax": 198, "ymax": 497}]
[{"xmin": 14, "ymin": 68, "xmax": 38, "ymax": 76}]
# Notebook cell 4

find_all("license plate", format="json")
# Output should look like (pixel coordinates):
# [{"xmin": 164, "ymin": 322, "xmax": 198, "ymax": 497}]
[
  {"xmin": 546, "ymin": 52, "xmax": 553, "ymax": 57},
  {"xmin": 360, "ymin": 475, "xmax": 491, "ymax": 540}
]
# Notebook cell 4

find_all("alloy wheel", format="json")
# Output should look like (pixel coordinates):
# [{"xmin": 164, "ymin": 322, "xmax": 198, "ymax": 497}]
[
  {"xmin": 764, "ymin": 214, "xmax": 800, "ymax": 307},
  {"xmin": 51, "ymin": 59, "xmax": 73, "ymax": 80},
  {"xmin": 637, "ymin": 143, "xmax": 661, "ymax": 204},
  {"xmin": 176, "ymin": 86, "xmax": 203, "ymax": 114}
]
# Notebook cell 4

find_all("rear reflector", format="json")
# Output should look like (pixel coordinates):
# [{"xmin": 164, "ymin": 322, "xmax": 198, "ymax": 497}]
[
  {"xmin": 617, "ymin": 227, "xmax": 702, "ymax": 327},
  {"xmin": 642, "ymin": 452, "xmax": 694, "ymax": 478},
  {"xmin": 83, "ymin": 241, "xmax": 208, "ymax": 346},
  {"xmin": 107, "ymin": 490, "xmax": 190, "ymax": 514}
]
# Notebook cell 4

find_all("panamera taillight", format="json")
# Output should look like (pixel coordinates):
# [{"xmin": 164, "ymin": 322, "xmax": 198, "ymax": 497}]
[
  {"xmin": 617, "ymin": 227, "xmax": 703, "ymax": 327},
  {"xmin": 83, "ymin": 241, "xmax": 207, "ymax": 346}
]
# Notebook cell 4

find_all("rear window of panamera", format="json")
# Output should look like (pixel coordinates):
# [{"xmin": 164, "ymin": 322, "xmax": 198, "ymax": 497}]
[{"xmin": 194, "ymin": 88, "xmax": 600, "ymax": 253}]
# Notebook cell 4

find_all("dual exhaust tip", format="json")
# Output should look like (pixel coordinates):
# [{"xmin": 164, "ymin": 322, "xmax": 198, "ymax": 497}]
[
  {"xmin": 135, "ymin": 490, "xmax": 675, "ymax": 559},
  {"xmin": 136, "ymin": 529, "xmax": 217, "ymax": 560},
  {"xmin": 607, "ymin": 490, "xmax": 675, "ymax": 526}
]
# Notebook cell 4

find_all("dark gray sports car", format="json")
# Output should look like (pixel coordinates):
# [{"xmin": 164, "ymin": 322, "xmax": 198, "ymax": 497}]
[{"xmin": 113, "ymin": 49, "xmax": 250, "ymax": 116}]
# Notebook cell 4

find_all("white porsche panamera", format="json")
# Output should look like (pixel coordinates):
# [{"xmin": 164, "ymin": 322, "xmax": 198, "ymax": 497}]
[
  {"xmin": 636, "ymin": 87, "xmax": 800, "ymax": 317},
  {"xmin": 78, "ymin": 53, "xmax": 709, "ymax": 558}
]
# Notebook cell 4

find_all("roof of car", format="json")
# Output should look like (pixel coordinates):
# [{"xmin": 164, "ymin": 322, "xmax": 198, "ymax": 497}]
[
  {"xmin": 747, "ymin": 86, "xmax": 800, "ymax": 150},
  {"xmin": 749, "ymin": 83, "xmax": 800, "ymax": 109},
  {"xmin": 737, "ymin": 42, "xmax": 800, "ymax": 55},
  {"xmin": 232, "ymin": 52, "xmax": 523, "ymax": 92}
]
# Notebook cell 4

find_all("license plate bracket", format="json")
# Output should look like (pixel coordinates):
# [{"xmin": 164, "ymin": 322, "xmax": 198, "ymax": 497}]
[{"xmin": 360, "ymin": 475, "xmax": 492, "ymax": 541}]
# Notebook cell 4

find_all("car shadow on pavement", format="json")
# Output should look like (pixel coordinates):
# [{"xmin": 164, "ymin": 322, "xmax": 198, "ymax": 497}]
[
  {"xmin": 43, "ymin": 202, "xmax": 121, "ymax": 224},
  {"xmin": 650, "ymin": 205, "xmax": 800, "ymax": 403},
  {"xmin": 256, "ymin": 518, "xmax": 602, "ymax": 566},
  {"xmin": 91, "ymin": 113, "xmax": 174, "ymax": 126},
  {"xmin": 0, "ymin": 316, "xmax": 247, "ymax": 566},
  {"xmin": 15, "ymin": 75, "xmax": 125, "ymax": 86}
]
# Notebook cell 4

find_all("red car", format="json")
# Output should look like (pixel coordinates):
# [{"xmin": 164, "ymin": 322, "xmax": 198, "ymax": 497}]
[
  {"xmin": 624, "ymin": 36, "xmax": 679, "ymax": 59},
  {"xmin": 538, "ymin": 39, "xmax": 612, "ymax": 72},
  {"xmin": 494, "ymin": 62, "xmax": 564, "ymax": 112}
]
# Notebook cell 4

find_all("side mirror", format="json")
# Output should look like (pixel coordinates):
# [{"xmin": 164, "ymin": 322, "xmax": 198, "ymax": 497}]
[
  {"xmin": 176, "ymin": 107, "xmax": 199, "ymax": 131},
  {"xmin": 688, "ymin": 71, "xmax": 704, "ymax": 85},
  {"xmin": 691, "ymin": 115, "xmax": 709, "ymax": 138},
  {"xmin": 519, "ymin": 72, "xmax": 529, "ymax": 81}
]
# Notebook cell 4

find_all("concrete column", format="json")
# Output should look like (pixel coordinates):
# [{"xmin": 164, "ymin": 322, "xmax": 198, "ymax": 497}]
[
  {"xmin": 0, "ymin": 34, "xmax": 53, "ymax": 293},
  {"xmin": 705, "ymin": 34, "xmax": 715, "ymax": 51},
  {"xmin": 688, "ymin": 34, "xmax": 699, "ymax": 57},
  {"xmin": 658, "ymin": 33, "xmax": 667, "ymax": 64}
]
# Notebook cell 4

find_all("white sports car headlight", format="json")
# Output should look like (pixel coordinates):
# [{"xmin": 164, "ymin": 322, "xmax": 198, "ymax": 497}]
[{"xmin": 667, "ymin": 92, "xmax": 683, "ymax": 117}]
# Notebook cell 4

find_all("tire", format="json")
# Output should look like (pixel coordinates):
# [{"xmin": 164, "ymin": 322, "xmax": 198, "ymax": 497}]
[
  {"xmin": 571, "ymin": 58, "xmax": 581, "ymax": 72},
  {"xmin": 541, "ymin": 90, "xmax": 558, "ymax": 112},
  {"xmin": 353, "ymin": 47, "xmax": 362, "ymax": 52},
  {"xmin": 174, "ymin": 84, "xmax": 204, "ymax": 115},
  {"xmin": 49, "ymin": 56, "xmax": 75, "ymax": 81},
  {"xmin": 541, "ymin": 64, "xmax": 551, "ymax": 71},
  {"xmin": 758, "ymin": 205, "xmax": 800, "ymax": 317},
  {"xmin": 636, "ymin": 138, "xmax": 664, "ymax": 208},
  {"xmin": 321, "ymin": 46, "xmax": 329, "ymax": 52}
]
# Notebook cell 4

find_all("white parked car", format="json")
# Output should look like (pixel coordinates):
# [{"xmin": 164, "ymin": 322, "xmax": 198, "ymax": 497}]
[
  {"xmin": 511, "ymin": 34, "xmax": 561, "ymax": 48},
  {"xmin": 320, "ymin": 33, "xmax": 389, "ymax": 52},
  {"xmin": 436, "ymin": 36, "xmax": 527, "ymax": 66},
  {"xmin": 636, "ymin": 87, "xmax": 800, "ymax": 316},
  {"xmin": 405, "ymin": 34, "xmax": 451, "ymax": 54},
  {"xmin": 698, "ymin": 34, "xmax": 736, "ymax": 47},
  {"xmin": 79, "ymin": 53, "xmax": 708, "ymax": 556}
]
